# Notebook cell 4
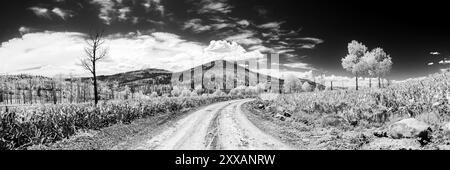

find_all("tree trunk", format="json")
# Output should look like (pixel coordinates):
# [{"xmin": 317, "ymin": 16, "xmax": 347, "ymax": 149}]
[
  {"xmin": 355, "ymin": 74, "xmax": 359, "ymax": 91},
  {"xmin": 331, "ymin": 81, "xmax": 333, "ymax": 90},
  {"xmin": 93, "ymin": 72, "xmax": 99, "ymax": 106},
  {"xmin": 378, "ymin": 77, "xmax": 381, "ymax": 88},
  {"xmin": 369, "ymin": 78, "xmax": 372, "ymax": 88},
  {"xmin": 29, "ymin": 88, "xmax": 33, "ymax": 104},
  {"xmin": 53, "ymin": 86, "xmax": 57, "ymax": 104}
]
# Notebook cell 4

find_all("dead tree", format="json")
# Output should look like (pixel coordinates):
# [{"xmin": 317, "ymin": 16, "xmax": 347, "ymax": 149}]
[{"xmin": 80, "ymin": 30, "xmax": 108, "ymax": 106}]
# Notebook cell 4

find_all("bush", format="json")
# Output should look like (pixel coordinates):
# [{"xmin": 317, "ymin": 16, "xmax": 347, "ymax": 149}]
[
  {"xmin": 191, "ymin": 91, "xmax": 198, "ymax": 97},
  {"xmin": 180, "ymin": 89, "xmax": 192, "ymax": 97},
  {"xmin": 171, "ymin": 87, "xmax": 181, "ymax": 97},
  {"xmin": 212, "ymin": 89, "xmax": 223, "ymax": 96},
  {"xmin": 0, "ymin": 95, "xmax": 246, "ymax": 150},
  {"xmin": 230, "ymin": 88, "xmax": 239, "ymax": 96},
  {"xmin": 256, "ymin": 83, "xmax": 267, "ymax": 93},
  {"xmin": 150, "ymin": 92, "xmax": 159, "ymax": 98},
  {"xmin": 302, "ymin": 82, "xmax": 313, "ymax": 92}
]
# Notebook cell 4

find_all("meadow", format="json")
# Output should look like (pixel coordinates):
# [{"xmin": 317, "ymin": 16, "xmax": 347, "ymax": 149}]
[
  {"xmin": 254, "ymin": 72, "xmax": 449, "ymax": 127},
  {"xmin": 0, "ymin": 95, "xmax": 248, "ymax": 150}
]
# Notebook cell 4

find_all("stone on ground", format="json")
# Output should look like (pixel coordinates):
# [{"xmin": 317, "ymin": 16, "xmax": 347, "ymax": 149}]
[{"xmin": 388, "ymin": 118, "xmax": 431, "ymax": 140}]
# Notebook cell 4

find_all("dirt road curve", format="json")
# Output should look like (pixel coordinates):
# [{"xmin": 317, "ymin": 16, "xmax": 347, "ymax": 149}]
[{"xmin": 126, "ymin": 99, "xmax": 292, "ymax": 150}]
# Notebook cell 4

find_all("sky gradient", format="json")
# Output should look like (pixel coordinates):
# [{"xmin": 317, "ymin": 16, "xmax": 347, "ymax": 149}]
[{"xmin": 0, "ymin": 0, "xmax": 449, "ymax": 87}]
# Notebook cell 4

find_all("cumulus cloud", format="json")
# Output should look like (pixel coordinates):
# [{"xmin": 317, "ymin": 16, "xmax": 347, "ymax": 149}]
[
  {"xmin": 0, "ymin": 32, "xmax": 85, "ymax": 76},
  {"xmin": 203, "ymin": 40, "xmax": 265, "ymax": 62},
  {"xmin": 0, "ymin": 31, "xmax": 276, "ymax": 77},
  {"xmin": 0, "ymin": 31, "xmax": 210, "ymax": 76}
]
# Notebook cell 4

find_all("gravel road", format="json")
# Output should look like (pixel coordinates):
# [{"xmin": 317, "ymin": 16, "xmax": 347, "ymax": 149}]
[{"xmin": 122, "ymin": 99, "xmax": 291, "ymax": 150}]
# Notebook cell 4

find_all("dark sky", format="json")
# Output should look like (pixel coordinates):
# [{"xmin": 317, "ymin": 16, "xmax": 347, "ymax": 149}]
[{"xmin": 0, "ymin": 0, "xmax": 449, "ymax": 80}]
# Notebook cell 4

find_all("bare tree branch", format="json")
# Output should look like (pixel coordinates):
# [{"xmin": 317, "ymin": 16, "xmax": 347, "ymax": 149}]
[{"xmin": 79, "ymin": 29, "xmax": 108, "ymax": 105}]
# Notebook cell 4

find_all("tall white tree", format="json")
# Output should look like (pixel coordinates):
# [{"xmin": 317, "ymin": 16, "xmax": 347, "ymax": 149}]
[
  {"xmin": 283, "ymin": 74, "xmax": 301, "ymax": 93},
  {"xmin": 365, "ymin": 47, "xmax": 393, "ymax": 88},
  {"xmin": 341, "ymin": 40, "xmax": 369, "ymax": 90}
]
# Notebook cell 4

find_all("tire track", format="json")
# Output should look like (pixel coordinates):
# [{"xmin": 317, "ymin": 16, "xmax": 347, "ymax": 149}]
[{"xmin": 121, "ymin": 99, "xmax": 291, "ymax": 150}]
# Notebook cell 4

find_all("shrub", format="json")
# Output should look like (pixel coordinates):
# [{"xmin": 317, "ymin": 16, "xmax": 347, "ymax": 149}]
[
  {"xmin": 0, "ymin": 95, "xmax": 246, "ymax": 150},
  {"xmin": 230, "ymin": 88, "xmax": 239, "ymax": 96},
  {"xmin": 302, "ymin": 82, "xmax": 313, "ymax": 92},
  {"xmin": 150, "ymin": 92, "xmax": 159, "ymax": 98},
  {"xmin": 180, "ymin": 89, "xmax": 192, "ymax": 97},
  {"xmin": 171, "ymin": 87, "xmax": 181, "ymax": 97},
  {"xmin": 212, "ymin": 89, "xmax": 223, "ymax": 96},
  {"xmin": 191, "ymin": 91, "xmax": 198, "ymax": 97}
]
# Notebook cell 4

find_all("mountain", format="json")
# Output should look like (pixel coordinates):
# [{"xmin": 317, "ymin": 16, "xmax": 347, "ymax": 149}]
[
  {"xmin": 171, "ymin": 60, "xmax": 324, "ymax": 92},
  {"xmin": 95, "ymin": 68, "xmax": 172, "ymax": 87},
  {"xmin": 81, "ymin": 60, "xmax": 324, "ymax": 92}
]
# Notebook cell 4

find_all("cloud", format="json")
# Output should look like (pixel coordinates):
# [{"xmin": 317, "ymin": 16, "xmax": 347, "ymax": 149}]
[
  {"xmin": 430, "ymin": 52, "xmax": 440, "ymax": 55},
  {"xmin": 0, "ymin": 31, "xmax": 209, "ymax": 76},
  {"xmin": 299, "ymin": 44, "xmax": 317, "ymax": 49},
  {"xmin": 118, "ymin": 7, "xmax": 131, "ymax": 21},
  {"xmin": 90, "ymin": 0, "xmax": 115, "ymax": 24},
  {"xmin": 294, "ymin": 37, "xmax": 324, "ymax": 44},
  {"xmin": 283, "ymin": 63, "xmax": 315, "ymax": 70},
  {"xmin": 18, "ymin": 26, "xmax": 35, "ymax": 35},
  {"xmin": 183, "ymin": 19, "xmax": 212, "ymax": 33},
  {"xmin": 29, "ymin": 6, "xmax": 75, "ymax": 20},
  {"xmin": 204, "ymin": 40, "xmax": 245, "ymax": 54},
  {"xmin": 438, "ymin": 60, "xmax": 450, "ymax": 64},
  {"xmin": 203, "ymin": 40, "xmax": 264, "ymax": 62},
  {"xmin": 28, "ymin": 7, "xmax": 51, "ymax": 19},
  {"xmin": 0, "ymin": 31, "xmax": 86, "ymax": 76},
  {"xmin": 197, "ymin": 0, "xmax": 232, "ymax": 14},
  {"xmin": 237, "ymin": 20, "xmax": 250, "ymax": 27},
  {"xmin": 224, "ymin": 30, "xmax": 264, "ymax": 45},
  {"xmin": 51, "ymin": 8, "xmax": 74, "ymax": 20},
  {"xmin": 248, "ymin": 45, "xmax": 274, "ymax": 53},
  {"xmin": 142, "ymin": 0, "xmax": 165, "ymax": 15},
  {"xmin": 1, "ymin": 31, "xmax": 272, "ymax": 76},
  {"xmin": 257, "ymin": 21, "xmax": 284, "ymax": 30},
  {"xmin": 211, "ymin": 23, "xmax": 235, "ymax": 30}
]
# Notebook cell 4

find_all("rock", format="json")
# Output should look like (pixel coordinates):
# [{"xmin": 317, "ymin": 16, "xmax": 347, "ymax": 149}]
[
  {"xmin": 321, "ymin": 115, "xmax": 347, "ymax": 127},
  {"xmin": 388, "ymin": 118, "xmax": 432, "ymax": 141}
]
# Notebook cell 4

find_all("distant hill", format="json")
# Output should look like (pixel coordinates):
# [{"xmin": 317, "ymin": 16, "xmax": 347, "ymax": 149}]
[
  {"xmin": 95, "ymin": 68, "xmax": 172, "ymax": 88},
  {"xmin": 78, "ymin": 60, "xmax": 324, "ymax": 92}
]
